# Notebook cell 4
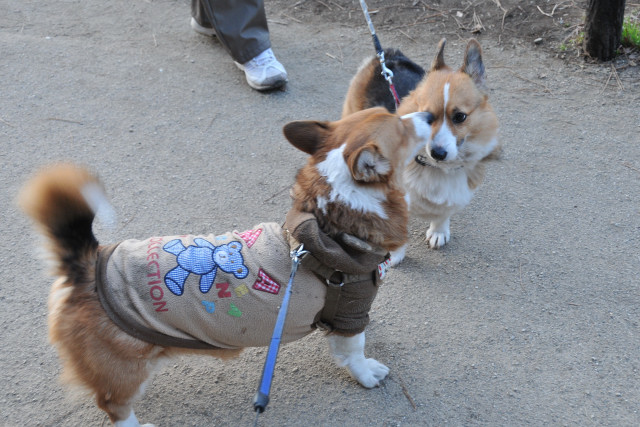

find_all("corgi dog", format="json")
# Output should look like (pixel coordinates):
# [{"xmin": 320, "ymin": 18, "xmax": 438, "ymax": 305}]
[
  {"xmin": 20, "ymin": 107, "xmax": 431, "ymax": 426},
  {"xmin": 343, "ymin": 39, "xmax": 499, "ymax": 264},
  {"xmin": 342, "ymin": 48, "xmax": 426, "ymax": 117}
]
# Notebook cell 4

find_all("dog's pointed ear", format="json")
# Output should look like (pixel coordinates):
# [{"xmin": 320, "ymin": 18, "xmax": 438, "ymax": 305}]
[
  {"xmin": 283, "ymin": 121, "xmax": 331, "ymax": 155},
  {"xmin": 349, "ymin": 143, "xmax": 392, "ymax": 182},
  {"xmin": 461, "ymin": 39, "xmax": 486, "ymax": 90},
  {"xmin": 430, "ymin": 38, "xmax": 447, "ymax": 71}
]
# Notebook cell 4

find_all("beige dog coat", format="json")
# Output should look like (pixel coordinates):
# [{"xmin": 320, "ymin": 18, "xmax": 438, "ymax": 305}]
[{"xmin": 96, "ymin": 211, "xmax": 388, "ymax": 349}]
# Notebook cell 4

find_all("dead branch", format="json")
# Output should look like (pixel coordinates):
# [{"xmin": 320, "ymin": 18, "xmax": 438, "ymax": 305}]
[
  {"xmin": 471, "ymin": 10, "xmax": 485, "ymax": 33},
  {"xmin": 46, "ymin": 117, "xmax": 83, "ymax": 125},
  {"xmin": 418, "ymin": 0, "xmax": 445, "ymax": 14},
  {"xmin": 622, "ymin": 162, "xmax": 640, "ymax": 174},
  {"xmin": 315, "ymin": 0, "xmax": 331, "ymax": 11},
  {"xmin": 290, "ymin": 0, "xmax": 311, "ymax": 8},
  {"xmin": 491, "ymin": 0, "xmax": 508, "ymax": 30},
  {"xmin": 385, "ymin": 16, "xmax": 442, "ymax": 31},
  {"xmin": 0, "ymin": 117, "xmax": 15, "ymax": 127},
  {"xmin": 611, "ymin": 63, "xmax": 624, "ymax": 91},
  {"xmin": 600, "ymin": 63, "xmax": 624, "ymax": 94},
  {"xmin": 281, "ymin": 12, "xmax": 302, "ymax": 23},
  {"xmin": 399, "ymin": 29, "xmax": 417, "ymax": 43},
  {"xmin": 536, "ymin": 4, "xmax": 559, "ymax": 17},
  {"xmin": 263, "ymin": 185, "xmax": 291, "ymax": 203},
  {"xmin": 396, "ymin": 375, "xmax": 417, "ymax": 410}
]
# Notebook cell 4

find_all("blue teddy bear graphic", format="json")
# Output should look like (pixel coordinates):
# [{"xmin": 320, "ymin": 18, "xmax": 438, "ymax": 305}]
[{"xmin": 162, "ymin": 238, "xmax": 249, "ymax": 296}]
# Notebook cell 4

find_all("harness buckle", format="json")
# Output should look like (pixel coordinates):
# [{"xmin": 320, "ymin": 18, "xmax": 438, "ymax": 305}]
[{"xmin": 326, "ymin": 271, "xmax": 344, "ymax": 288}]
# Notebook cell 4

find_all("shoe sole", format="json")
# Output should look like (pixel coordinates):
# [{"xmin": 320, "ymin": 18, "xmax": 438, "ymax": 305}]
[{"xmin": 234, "ymin": 62, "xmax": 288, "ymax": 91}]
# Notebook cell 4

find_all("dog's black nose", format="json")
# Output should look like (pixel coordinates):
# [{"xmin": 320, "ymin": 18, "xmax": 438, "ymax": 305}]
[{"xmin": 431, "ymin": 147, "xmax": 447, "ymax": 161}]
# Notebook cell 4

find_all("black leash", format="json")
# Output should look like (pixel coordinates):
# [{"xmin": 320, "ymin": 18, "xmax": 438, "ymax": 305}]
[
  {"xmin": 358, "ymin": 0, "xmax": 401, "ymax": 109},
  {"xmin": 359, "ymin": 0, "xmax": 435, "ymax": 169}
]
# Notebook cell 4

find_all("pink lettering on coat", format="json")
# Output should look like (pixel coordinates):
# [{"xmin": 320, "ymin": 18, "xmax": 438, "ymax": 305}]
[{"xmin": 147, "ymin": 237, "xmax": 168, "ymax": 312}]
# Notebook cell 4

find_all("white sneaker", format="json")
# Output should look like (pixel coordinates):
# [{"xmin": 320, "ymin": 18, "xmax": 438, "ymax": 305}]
[
  {"xmin": 190, "ymin": 17, "xmax": 216, "ymax": 37},
  {"xmin": 234, "ymin": 48, "xmax": 288, "ymax": 91}
]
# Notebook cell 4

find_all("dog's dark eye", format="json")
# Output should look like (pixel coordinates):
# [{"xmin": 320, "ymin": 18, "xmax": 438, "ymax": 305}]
[
  {"xmin": 452, "ymin": 112, "xmax": 467, "ymax": 124},
  {"xmin": 424, "ymin": 112, "xmax": 435, "ymax": 125},
  {"xmin": 426, "ymin": 111, "xmax": 436, "ymax": 125}
]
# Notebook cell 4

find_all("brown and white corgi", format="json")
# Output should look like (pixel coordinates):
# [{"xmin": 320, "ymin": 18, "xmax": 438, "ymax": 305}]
[
  {"xmin": 20, "ymin": 107, "xmax": 430, "ymax": 426},
  {"xmin": 343, "ymin": 39, "xmax": 499, "ymax": 264}
]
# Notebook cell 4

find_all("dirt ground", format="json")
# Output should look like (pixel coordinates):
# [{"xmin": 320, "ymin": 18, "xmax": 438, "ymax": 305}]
[{"xmin": 1, "ymin": 0, "xmax": 639, "ymax": 426}]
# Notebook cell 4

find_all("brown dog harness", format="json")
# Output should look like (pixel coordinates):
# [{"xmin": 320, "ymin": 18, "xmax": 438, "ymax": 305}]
[{"xmin": 283, "ymin": 210, "xmax": 390, "ymax": 334}]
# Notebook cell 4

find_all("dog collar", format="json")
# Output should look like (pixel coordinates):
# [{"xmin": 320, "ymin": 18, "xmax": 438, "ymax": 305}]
[
  {"xmin": 414, "ymin": 155, "xmax": 464, "ymax": 170},
  {"xmin": 414, "ymin": 154, "xmax": 430, "ymax": 167}
]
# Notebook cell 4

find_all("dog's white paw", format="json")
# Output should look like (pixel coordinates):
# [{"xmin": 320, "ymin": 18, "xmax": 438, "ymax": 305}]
[
  {"xmin": 115, "ymin": 421, "xmax": 155, "ymax": 427},
  {"xmin": 328, "ymin": 333, "xmax": 388, "ymax": 388},
  {"xmin": 349, "ymin": 358, "xmax": 389, "ymax": 388},
  {"xmin": 115, "ymin": 410, "xmax": 155, "ymax": 427},
  {"xmin": 389, "ymin": 244, "xmax": 407, "ymax": 266},
  {"xmin": 426, "ymin": 227, "xmax": 450, "ymax": 248}
]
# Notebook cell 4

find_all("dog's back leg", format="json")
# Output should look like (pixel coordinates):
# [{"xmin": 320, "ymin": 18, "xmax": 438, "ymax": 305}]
[
  {"xmin": 95, "ymin": 357, "xmax": 164, "ymax": 426},
  {"xmin": 48, "ymin": 277, "xmax": 163, "ymax": 426}
]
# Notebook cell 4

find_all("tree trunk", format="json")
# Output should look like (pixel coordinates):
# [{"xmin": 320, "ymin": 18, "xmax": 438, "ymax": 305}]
[{"xmin": 583, "ymin": 0, "xmax": 626, "ymax": 61}]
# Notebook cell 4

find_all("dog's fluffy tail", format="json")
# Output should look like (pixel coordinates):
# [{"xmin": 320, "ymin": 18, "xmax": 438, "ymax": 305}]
[{"xmin": 19, "ymin": 164, "xmax": 108, "ymax": 282}]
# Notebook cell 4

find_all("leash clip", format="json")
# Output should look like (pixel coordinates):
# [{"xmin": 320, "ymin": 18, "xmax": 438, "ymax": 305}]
[
  {"xmin": 377, "ymin": 51, "xmax": 394, "ymax": 84},
  {"xmin": 290, "ymin": 243, "xmax": 309, "ymax": 266},
  {"xmin": 360, "ymin": 0, "xmax": 401, "ymax": 109}
]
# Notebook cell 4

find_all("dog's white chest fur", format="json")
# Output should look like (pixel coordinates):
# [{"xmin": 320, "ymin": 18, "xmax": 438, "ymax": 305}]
[{"xmin": 404, "ymin": 162, "xmax": 474, "ymax": 219}]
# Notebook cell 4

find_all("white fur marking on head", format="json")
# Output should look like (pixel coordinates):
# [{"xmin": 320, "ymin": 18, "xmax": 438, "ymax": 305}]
[
  {"xmin": 443, "ymin": 82, "xmax": 450, "ymax": 108},
  {"xmin": 428, "ymin": 83, "xmax": 458, "ymax": 163},
  {"xmin": 316, "ymin": 144, "xmax": 388, "ymax": 219},
  {"xmin": 80, "ymin": 183, "xmax": 117, "ymax": 229}
]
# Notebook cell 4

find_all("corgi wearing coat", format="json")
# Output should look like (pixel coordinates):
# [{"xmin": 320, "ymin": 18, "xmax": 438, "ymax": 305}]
[{"xmin": 19, "ymin": 107, "xmax": 431, "ymax": 426}]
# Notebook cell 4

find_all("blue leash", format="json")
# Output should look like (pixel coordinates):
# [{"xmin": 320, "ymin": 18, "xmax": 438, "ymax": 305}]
[{"xmin": 253, "ymin": 243, "xmax": 309, "ymax": 425}]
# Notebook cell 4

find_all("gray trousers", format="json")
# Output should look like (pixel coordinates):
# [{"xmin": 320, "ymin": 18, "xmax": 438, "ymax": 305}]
[{"xmin": 191, "ymin": 0, "xmax": 271, "ymax": 64}]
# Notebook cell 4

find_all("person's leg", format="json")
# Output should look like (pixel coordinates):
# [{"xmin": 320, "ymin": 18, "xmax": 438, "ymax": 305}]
[
  {"xmin": 192, "ymin": 0, "xmax": 268, "ymax": 63},
  {"xmin": 191, "ymin": 0, "xmax": 287, "ymax": 90},
  {"xmin": 190, "ymin": 0, "xmax": 217, "ymax": 36}
]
